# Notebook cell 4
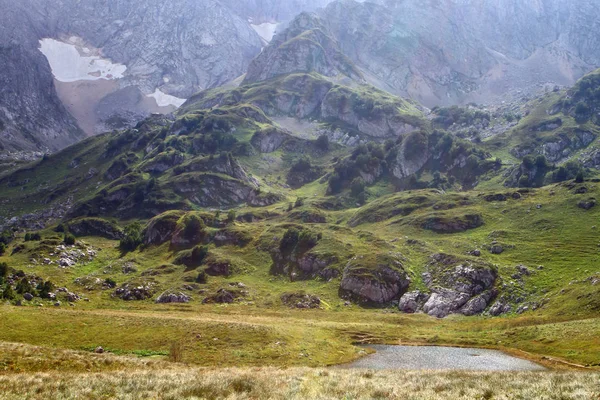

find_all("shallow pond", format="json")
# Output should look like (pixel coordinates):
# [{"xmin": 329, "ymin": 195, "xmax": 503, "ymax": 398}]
[{"xmin": 342, "ymin": 345, "xmax": 545, "ymax": 371}]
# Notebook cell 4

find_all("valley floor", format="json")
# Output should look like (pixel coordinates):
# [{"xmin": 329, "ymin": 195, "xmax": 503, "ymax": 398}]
[
  {"xmin": 1, "ymin": 305, "xmax": 600, "ymax": 399},
  {"xmin": 0, "ymin": 340, "xmax": 598, "ymax": 399}
]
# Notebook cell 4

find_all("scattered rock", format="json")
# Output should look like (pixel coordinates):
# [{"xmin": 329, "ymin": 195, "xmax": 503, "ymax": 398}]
[
  {"xmin": 94, "ymin": 346, "xmax": 104, "ymax": 354},
  {"xmin": 484, "ymin": 193, "xmax": 507, "ymax": 202},
  {"xmin": 114, "ymin": 282, "xmax": 156, "ymax": 301},
  {"xmin": 155, "ymin": 291, "xmax": 191, "ymax": 304},
  {"xmin": 280, "ymin": 292, "xmax": 321, "ymax": 309},
  {"xmin": 202, "ymin": 288, "xmax": 241, "ymax": 304},
  {"xmin": 578, "ymin": 199, "xmax": 596, "ymax": 210},
  {"xmin": 489, "ymin": 244, "xmax": 504, "ymax": 254},
  {"xmin": 416, "ymin": 253, "xmax": 498, "ymax": 318},
  {"xmin": 488, "ymin": 300, "xmax": 512, "ymax": 316},
  {"xmin": 23, "ymin": 293, "xmax": 33, "ymax": 301}
]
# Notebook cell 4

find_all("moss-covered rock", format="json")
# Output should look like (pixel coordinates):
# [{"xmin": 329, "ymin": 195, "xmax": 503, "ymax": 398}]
[
  {"xmin": 339, "ymin": 254, "xmax": 410, "ymax": 306},
  {"xmin": 68, "ymin": 218, "xmax": 123, "ymax": 240}
]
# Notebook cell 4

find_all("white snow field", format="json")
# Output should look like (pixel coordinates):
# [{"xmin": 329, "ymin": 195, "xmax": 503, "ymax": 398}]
[
  {"xmin": 250, "ymin": 22, "xmax": 279, "ymax": 43},
  {"xmin": 147, "ymin": 89, "xmax": 187, "ymax": 108},
  {"xmin": 39, "ymin": 38, "xmax": 127, "ymax": 82}
]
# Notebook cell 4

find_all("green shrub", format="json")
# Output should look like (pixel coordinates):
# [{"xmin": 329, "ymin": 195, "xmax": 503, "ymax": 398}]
[
  {"xmin": 195, "ymin": 271, "xmax": 207, "ymax": 284},
  {"xmin": 64, "ymin": 233, "xmax": 76, "ymax": 246},
  {"xmin": 37, "ymin": 280, "xmax": 54, "ymax": 299},
  {"xmin": 315, "ymin": 134, "xmax": 329, "ymax": 151},
  {"xmin": 279, "ymin": 228, "xmax": 300, "ymax": 253},
  {"xmin": 15, "ymin": 277, "xmax": 35, "ymax": 295},
  {"xmin": 576, "ymin": 171, "xmax": 585, "ymax": 183},
  {"xmin": 119, "ymin": 222, "xmax": 142, "ymax": 252},
  {"xmin": 227, "ymin": 210, "xmax": 237, "ymax": 224},
  {"xmin": 104, "ymin": 278, "xmax": 117, "ymax": 288},
  {"xmin": 1, "ymin": 284, "xmax": 15, "ymax": 300},
  {"xmin": 24, "ymin": 232, "xmax": 41, "ymax": 242},
  {"xmin": 294, "ymin": 197, "xmax": 305, "ymax": 208},
  {"xmin": 0, "ymin": 262, "xmax": 8, "ymax": 285},
  {"xmin": 290, "ymin": 158, "xmax": 312, "ymax": 173},
  {"xmin": 191, "ymin": 245, "xmax": 209, "ymax": 265},
  {"xmin": 351, "ymin": 178, "xmax": 366, "ymax": 197},
  {"xmin": 183, "ymin": 214, "xmax": 206, "ymax": 240},
  {"xmin": 0, "ymin": 243, "xmax": 5, "ymax": 256}
]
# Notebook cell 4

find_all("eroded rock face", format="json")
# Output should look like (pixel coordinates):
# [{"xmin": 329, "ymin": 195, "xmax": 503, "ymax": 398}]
[
  {"xmin": 0, "ymin": 0, "xmax": 264, "ymax": 154},
  {"xmin": 244, "ymin": 12, "xmax": 363, "ymax": 85},
  {"xmin": 416, "ymin": 213, "xmax": 484, "ymax": 234},
  {"xmin": 416, "ymin": 254, "xmax": 498, "ymax": 318},
  {"xmin": 143, "ymin": 211, "xmax": 185, "ymax": 245},
  {"xmin": 339, "ymin": 255, "xmax": 410, "ymax": 306},
  {"xmin": 270, "ymin": 249, "xmax": 337, "ymax": 281},
  {"xmin": 319, "ymin": 0, "xmax": 600, "ymax": 107},
  {"xmin": 398, "ymin": 290, "xmax": 429, "ymax": 314},
  {"xmin": 251, "ymin": 127, "xmax": 291, "ymax": 153},
  {"xmin": 68, "ymin": 218, "xmax": 123, "ymax": 240}
]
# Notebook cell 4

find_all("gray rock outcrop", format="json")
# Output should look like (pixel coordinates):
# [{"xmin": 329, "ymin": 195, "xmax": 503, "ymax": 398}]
[
  {"xmin": 399, "ymin": 253, "xmax": 498, "ymax": 318},
  {"xmin": 339, "ymin": 255, "xmax": 410, "ymax": 305}
]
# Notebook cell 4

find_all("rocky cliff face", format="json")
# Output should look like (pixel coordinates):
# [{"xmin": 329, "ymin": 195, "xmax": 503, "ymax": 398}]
[
  {"xmin": 0, "ymin": 0, "xmax": 263, "ymax": 154},
  {"xmin": 243, "ymin": 12, "xmax": 363, "ymax": 84},
  {"xmin": 318, "ymin": 0, "xmax": 600, "ymax": 107},
  {"xmin": 0, "ymin": 0, "xmax": 332, "ymax": 155}
]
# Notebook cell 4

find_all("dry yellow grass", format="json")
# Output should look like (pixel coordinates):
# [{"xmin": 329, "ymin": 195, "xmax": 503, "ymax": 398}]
[{"xmin": 1, "ymin": 367, "xmax": 599, "ymax": 400}]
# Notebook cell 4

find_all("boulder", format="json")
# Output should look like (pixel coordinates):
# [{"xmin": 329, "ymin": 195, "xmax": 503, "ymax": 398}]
[
  {"xmin": 488, "ymin": 300, "xmax": 512, "ymax": 316},
  {"xmin": 578, "ymin": 199, "xmax": 596, "ymax": 210},
  {"xmin": 339, "ymin": 255, "xmax": 410, "ymax": 306},
  {"xmin": 490, "ymin": 244, "xmax": 504, "ymax": 254},
  {"xmin": 23, "ymin": 293, "xmax": 33, "ymax": 301},
  {"xmin": 484, "ymin": 193, "xmax": 507, "ymax": 202},
  {"xmin": 155, "ymin": 291, "xmax": 191, "ymax": 304},
  {"xmin": 398, "ymin": 291, "xmax": 430, "ymax": 313},
  {"xmin": 205, "ymin": 260, "xmax": 232, "ymax": 277},
  {"xmin": 114, "ymin": 282, "xmax": 156, "ymax": 301}
]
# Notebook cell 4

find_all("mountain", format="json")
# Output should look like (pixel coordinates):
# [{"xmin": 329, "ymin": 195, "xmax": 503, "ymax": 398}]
[
  {"xmin": 317, "ymin": 0, "xmax": 600, "ymax": 107},
  {"xmin": 4, "ymin": 0, "xmax": 600, "ymax": 157},
  {"xmin": 4, "ymin": 12, "xmax": 600, "ymax": 321},
  {"xmin": 0, "ymin": 0, "xmax": 333, "ymax": 156}
]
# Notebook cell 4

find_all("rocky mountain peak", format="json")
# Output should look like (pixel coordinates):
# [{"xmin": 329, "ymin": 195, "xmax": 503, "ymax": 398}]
[{"xmin": 243, "ymin": 11, "xmax": 364, "ymax": 84}]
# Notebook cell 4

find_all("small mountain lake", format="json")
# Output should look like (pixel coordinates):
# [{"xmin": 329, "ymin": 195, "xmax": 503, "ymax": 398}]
[{"xmin": 342, "ymin": 345, "xmax": 546, "ymax": 371}]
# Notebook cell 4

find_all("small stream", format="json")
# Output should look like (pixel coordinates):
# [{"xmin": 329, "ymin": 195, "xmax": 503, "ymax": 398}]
[{"xmin": 341, "ymin": 345, "xmax": 545, "ymax": 371}]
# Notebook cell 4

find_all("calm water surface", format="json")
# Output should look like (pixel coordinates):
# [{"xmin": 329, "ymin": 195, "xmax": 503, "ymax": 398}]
[{"xmin": 342, "ymin": 345, "xmax": 545, "ymax": 371}]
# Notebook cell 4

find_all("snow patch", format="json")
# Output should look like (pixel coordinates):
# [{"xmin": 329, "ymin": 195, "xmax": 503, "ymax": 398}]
[
  {"xmin": 39, "ymin": 38, "xmax": 127, "ymax": 83},
  {"xmin": 251, "ymin": 22, "xmax": 279, "ymax": 43},
  {"xmin": 147, "ymin": 89, "xmax": 186, "ymax": 108}
]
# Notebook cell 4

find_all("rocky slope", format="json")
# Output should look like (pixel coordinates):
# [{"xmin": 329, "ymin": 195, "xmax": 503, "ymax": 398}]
[
  {"xmin": 0, "ymin": 0, "xmax": 333, "ymax": 155},
  {"xmin": 318, "ymin": 0, "xmax": 600, "ymax": 107}
]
